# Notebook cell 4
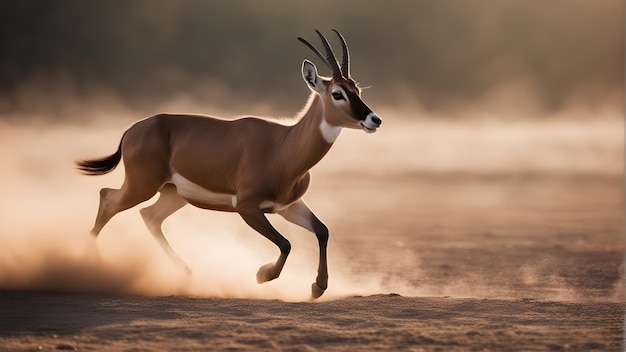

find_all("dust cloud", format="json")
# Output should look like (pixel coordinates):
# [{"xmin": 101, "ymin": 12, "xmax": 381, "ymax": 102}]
[
  {"xmin": 0, "ymin": 119, "xmax": 405, "ymax": 301},
  {"xmin": 0, "ymin": 98, "xmax": 620, "ymax": 301},
  {"xmin": 0, "ymin": 3, "xmax": 622, "ymax": 296},
  {"xmin": 0, "ymin": 118, "xmax": 418, "ymax": 301}
]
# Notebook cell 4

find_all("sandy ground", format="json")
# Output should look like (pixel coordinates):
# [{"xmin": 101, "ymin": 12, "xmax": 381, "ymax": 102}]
[
  {"xmin": 0, "ymin": 291, "xmax": 622, "ymax": 351},
  {"xmin": 0, "ymin": 117, "xmax": 623, "ymax": 350}
]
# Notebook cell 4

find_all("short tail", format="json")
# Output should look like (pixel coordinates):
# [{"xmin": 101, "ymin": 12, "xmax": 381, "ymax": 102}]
[{"xmin": 75, "ymin": 132, "xmax": 126, "ymax": 176}]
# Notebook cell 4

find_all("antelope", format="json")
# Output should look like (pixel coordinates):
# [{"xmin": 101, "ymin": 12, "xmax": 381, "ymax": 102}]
[{"xmin": 76, "ymin": 29, "xmax": 382, "ymax": 299}]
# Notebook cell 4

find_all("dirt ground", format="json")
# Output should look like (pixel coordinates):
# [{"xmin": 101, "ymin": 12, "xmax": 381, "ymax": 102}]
[
  {"xmin": 0, "ymin": 290, "xmax": 622, "ymax": 351},
  {"xmin": 0, "ymin": 118, "xmax": 623, "ymax": 351}
]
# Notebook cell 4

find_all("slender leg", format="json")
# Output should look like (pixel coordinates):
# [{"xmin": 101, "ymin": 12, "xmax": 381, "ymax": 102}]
[
  {"xmin": 237, "ymin": 202, "xmax": 291, "ymax": 284},
  {"xmin": 140, "ymin": 184, "xmax": 190, "ymax": 273},
  {"xmin": 90, "ymin": 184, "xmax": 156, "ymax": 237},
  {"xmin": 279, "ymin": 199, "xmax": 329, "ymax": 299},
  {"xmin": 90, "ymin": 188, "xmax": 119, "ymax": 236}
]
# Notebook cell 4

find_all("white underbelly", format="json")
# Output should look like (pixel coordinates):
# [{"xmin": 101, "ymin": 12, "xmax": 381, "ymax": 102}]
[
  {"xmin": 170, "ymin": 172, "xmax": 294, "ymax": 212},
  {"xmin": 258, "ymin": 200, "xmax": 291, "ymax": 212},
  {"xmin": 170, "ymin": 173, "xmax": 236, "ymax": 208}
]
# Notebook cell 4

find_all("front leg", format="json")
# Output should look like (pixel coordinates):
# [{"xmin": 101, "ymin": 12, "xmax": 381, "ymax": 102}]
[
  {"xmin": 237, "ymin": 201, "xmax": 291, "ymax": 284},
  {"xmin": 279, "ymin": 199, "xmax": 329, "ymax": 299}
]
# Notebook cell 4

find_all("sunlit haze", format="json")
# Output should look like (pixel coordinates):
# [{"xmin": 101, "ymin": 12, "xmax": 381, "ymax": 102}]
[{"xmin": 0, "ymin": 1, "xmax": 622, "ymax": 302}]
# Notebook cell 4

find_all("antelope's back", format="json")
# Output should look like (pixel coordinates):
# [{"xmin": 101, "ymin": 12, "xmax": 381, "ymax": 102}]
[{"xmin": 136, "ymin": 114, "xmax": 286, "ymax": 193}]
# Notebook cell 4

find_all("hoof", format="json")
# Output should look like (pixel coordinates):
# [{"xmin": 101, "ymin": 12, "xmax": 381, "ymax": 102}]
[
  {"xmin": 311, "ymin": 282, "xmax": 326, "ymax": 299},
  {"xmin": 256, "ymin": 263, "xmax": 277, "ymax": 284}
]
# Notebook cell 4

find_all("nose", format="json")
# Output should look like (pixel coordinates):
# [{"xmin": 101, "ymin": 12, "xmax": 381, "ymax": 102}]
[{"xmin": 371, "ymin": 115, "xmax": 382, "ymax": 126}]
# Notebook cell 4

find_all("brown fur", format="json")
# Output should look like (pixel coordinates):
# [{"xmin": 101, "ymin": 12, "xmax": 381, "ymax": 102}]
[{"xmin": 76, "ymin": 30, "xmax": 381, "ymax": 299}]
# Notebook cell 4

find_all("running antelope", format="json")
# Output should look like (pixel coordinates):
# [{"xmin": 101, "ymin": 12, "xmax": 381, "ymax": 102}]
[{"xmin": 76, "ymin": 30, "xmax": 382, "ymax": 299}]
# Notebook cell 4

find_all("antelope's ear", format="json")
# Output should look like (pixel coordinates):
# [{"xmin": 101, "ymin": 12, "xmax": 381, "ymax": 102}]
[{"xmin": 302, "ymin": 60, "xmax": 325, "ymax": 93}]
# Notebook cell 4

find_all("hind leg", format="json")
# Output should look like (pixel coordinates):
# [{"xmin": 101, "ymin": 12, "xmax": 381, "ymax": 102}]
[
  {"xmin": 90, "ymin": 177, "xmax": 162, "ymax": 237},
  {"xmin": 90, "ymin": 188, "xmax": 117, "ymax": 236},
  {"xmin": 140, "ymin": 184, "xmax": 190, "ymax": 272},
  {"xmin": 88, "ymin": 120, "xmax": 172, "ymax": 239},
  {"xmin": 90, "ymin": 188, "xmax": 151, "ymax": 236}
]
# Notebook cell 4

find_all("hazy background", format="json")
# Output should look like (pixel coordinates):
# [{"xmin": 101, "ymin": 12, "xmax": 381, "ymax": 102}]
[
  {"xmin": 0, "ymin": 0, "xmax": 622, "ymax": 119},
  {"xmin": 0, "ymin": 1, "xmax": 622, "ymax": 301}
]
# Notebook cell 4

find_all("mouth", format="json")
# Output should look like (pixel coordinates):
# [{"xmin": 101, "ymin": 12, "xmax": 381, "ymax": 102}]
[{"xmin": 360, "ymin": 122, "xmax": 377, "ymax": 134}]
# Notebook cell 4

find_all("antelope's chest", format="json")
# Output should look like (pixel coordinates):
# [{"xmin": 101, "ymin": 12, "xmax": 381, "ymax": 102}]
[{"xmin": 259, "ymin": 172, "xmax": 311, "ymax": 213}]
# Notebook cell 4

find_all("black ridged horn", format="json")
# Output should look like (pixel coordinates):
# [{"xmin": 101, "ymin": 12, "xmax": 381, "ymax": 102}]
[
  {"xmin": 332, "ymin": 29, "xmax": 350, "ymax": 78},
  {"xmin": 298, "ymin": 30, "xmax": 343, "ymax": 81},
  {"xmin": 297, "ymin": 37, "xmax": 332, "ymax": 71}
]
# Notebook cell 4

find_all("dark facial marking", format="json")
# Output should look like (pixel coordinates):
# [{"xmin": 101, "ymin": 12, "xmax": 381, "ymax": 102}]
[{"xmin": 345, "ymin": 88, "xmax": 371, "ymax": 121}]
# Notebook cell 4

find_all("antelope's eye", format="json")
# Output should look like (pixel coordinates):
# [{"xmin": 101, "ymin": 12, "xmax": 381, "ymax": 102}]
[{"xmin": 332, "ymin": 91, "xmax": 345, "ymax": 101}]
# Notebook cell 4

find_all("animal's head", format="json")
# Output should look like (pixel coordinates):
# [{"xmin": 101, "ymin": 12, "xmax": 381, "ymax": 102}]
[{"xmin": 299, "ymin": 29, "xmax": 382, "ymax": 134}]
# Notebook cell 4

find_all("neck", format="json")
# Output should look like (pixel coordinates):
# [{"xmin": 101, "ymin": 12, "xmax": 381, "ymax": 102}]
[{"xmin": 282, "ymin": 93, "xmax": 340, "ymax": 175}]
